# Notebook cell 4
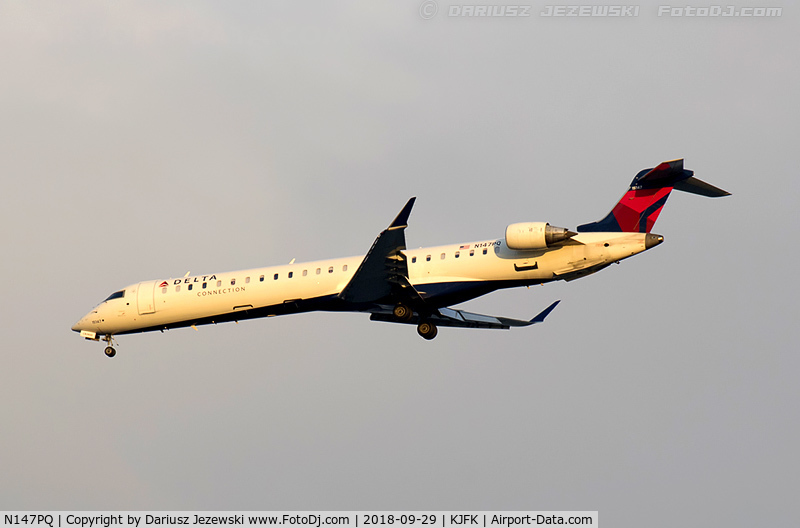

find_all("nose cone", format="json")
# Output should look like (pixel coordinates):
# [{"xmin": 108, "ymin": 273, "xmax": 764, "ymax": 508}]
[
  {"xmin": 645, "ymin": 233, "xmax": 664, "ymax": 249},
  {"xmin": 72, "ymin": 311, "xmax": 94, "ymax": 333},
  {"xmin": 71, "ymin": 317, "xmax": 85, "ymax": 333}
]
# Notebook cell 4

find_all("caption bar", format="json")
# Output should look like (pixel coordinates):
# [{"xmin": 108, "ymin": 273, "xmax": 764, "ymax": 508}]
[{"xmin": 2, "ymin": 512, "xmax": 598, "ymax": 528}]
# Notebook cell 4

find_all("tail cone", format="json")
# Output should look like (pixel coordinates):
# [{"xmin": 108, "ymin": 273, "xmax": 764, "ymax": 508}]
[{"xmin": 645, "ymin": 233, "xmax": 664, "ymax": 249}]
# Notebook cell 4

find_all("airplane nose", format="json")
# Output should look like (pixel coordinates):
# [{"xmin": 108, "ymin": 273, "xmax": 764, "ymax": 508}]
[{"xmin": 72, "ymin": 313, "xmax": 91, "ymax": 333}]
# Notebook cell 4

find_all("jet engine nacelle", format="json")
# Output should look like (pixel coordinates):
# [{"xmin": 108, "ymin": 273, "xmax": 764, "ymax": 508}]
[{"xmin": 505, "ymin": 222, "xmax": 576, "ymax": 250}]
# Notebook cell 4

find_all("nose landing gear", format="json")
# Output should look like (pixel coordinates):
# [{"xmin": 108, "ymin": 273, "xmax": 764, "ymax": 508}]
[{"xmin": 102, "ymin": 335, "xmax": 117, "ymax": 358}]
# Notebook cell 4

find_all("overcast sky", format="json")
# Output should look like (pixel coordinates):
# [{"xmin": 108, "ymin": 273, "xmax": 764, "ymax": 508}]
[{"xmin": 1, "ymin": 1, "xmax": 798, "ymax": 526}]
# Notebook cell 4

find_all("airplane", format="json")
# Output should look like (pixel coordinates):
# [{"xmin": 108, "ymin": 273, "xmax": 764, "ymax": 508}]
[{"xmin": 72, "ymin": 159, "xmax": 729, "ymax": 357}]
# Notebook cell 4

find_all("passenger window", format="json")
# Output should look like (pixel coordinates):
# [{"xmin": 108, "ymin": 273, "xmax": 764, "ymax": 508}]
[
  {"xmin": 441, "ymin": 253, "xmax": 445, "ymax": 260},
  {"xmin": 259, "ymin": 275, "xmax": 264, "ymax": 282},
  {"xmin": 176, "ymin": 285, "xmax": 181, "ymax": 292},
  {"xmin": 303, "ymin": 270, "xmax": 308, "ymax": 277},
  {"xmin": 483, "ymin": 248, "xmax": 488, "ymax": 255},
  {"xmin": 245, "ymin": 277, "xmax": 250, "ymax": 284},
  {"xmin": 343, "ymin": 264, "xmax": 348, "ymax": 272},
  {"xmin": 470, "ymin": 250, "xmax": 475, "ymax": 256},
  {"xmin": 426, "ymin": 255, "xmax": 431, "ymax": 262},
  {"xmin": 412, "ymin": 256, "xmax": 417, "ymax": 264},
  {"xmin": 231, "ymin": 279, "xmax": 236, "ymax": 286},
  {"xmin": 274, "ymin": 273, "xmax": 279, "ymax": 280},
  {"xmin": 217, "ymin": 280, "xmax": 222, "ymax": 287},
  {"xmin": 202, "ymin": 282, "xmax": 207, "ymax": 289},
  {"xmin": 162, "ymin": 287, "xmax": 167, "ymax": 294},
  {"xmin": 316, "ymin": 268, "xmax": 321, "ymax": 275},
  {"xmin": 328, "ymin": 266, "xmax": 334, "ymax": 274},
  {"xmin": 188, "ymin": 284, "xmax": 193, "ymax": 291},
  {"xmin": 288, "ymin": 271, "xmax": 293, "ymax": 278},
  {"xmin": 455, "ymin": 251, "xmax": 460, "ymax": 258}
]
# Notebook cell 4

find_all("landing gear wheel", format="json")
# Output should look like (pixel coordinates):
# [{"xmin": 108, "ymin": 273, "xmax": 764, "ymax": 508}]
[
  {"xmin": 417, "ymin": 321, "xmax": 438, "ymax": 340},
  {"xmin": 102, "ymin": 334, "xmax": 117, "ymax": 358},
  {"xmin": 393, "ymin": 303, "xmax": 413, "ymax": 323}
]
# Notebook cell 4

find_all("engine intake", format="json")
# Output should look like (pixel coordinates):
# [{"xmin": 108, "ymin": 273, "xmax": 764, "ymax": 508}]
[{"xmin": 505, "ymin": 222, "xmax": 576, "ymax": 250}]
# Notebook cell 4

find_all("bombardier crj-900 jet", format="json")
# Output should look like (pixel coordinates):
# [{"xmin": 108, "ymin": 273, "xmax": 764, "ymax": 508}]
[{"xmin": 73, "ymin": 159, "xmax": 729, "ymax": 357}]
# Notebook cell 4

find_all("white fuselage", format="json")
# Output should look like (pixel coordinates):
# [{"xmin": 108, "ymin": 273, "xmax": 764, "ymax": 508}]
[{"xmin": 72, "ymin": 231, "xmax": 652, "ymax": 337}]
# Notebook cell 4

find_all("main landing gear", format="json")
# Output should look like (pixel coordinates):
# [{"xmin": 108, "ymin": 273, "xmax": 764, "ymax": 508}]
[
  {"xmin": 417, "ymin": 321, "xmax": 438, "ymax": 340},
  {"xmin": 392, "ymin": 303, "xmax": 413, "ymax": 323},
  {"xmin": 393, "ymin": 303, "xmax": 438, "ymax": 340},
  {"xmin": 103, "ymin": 335, "xmax": 117, "ymax": 358}
]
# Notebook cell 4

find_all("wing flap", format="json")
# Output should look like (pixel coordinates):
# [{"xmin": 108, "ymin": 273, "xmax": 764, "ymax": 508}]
[{"xmin": 369, "ymin": 300, "xmax": 560, "ymax": 330}]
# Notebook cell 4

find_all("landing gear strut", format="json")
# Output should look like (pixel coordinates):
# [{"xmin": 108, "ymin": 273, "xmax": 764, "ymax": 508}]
[
  {"xmin": 103, "ymin": 335, "xmax": 117, "ymax": 358},
  {"xmin": 417, "ymin": 321, "xmax": 438, "ymax": 340}
]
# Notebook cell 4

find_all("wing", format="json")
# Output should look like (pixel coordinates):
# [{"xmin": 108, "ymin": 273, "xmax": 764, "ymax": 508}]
[
  {"xmin": 338, "ymin": 197, "xmax": 416, "ymax": 304},
  {"xmin": 370, "ymin": 300, "xmax": 561, "ymax": 329}
]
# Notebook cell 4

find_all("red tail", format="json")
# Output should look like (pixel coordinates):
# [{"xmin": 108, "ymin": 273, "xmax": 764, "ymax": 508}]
[{"xmin": 577, "ymin": 159, "xmax": 730, "ymax": 233}]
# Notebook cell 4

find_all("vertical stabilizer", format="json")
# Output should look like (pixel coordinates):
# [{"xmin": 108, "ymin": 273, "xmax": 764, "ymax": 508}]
[{"xmin": 577, "ymin": 159, "xmax": 729, "ymax": 233}]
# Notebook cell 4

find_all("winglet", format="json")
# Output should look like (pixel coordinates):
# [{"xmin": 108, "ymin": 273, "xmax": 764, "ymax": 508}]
[
  {"xmin": 529, "ymin": 300, "xmax": 561, "ymax": 324},
  {"xmin": 389, "ymin": 197, "xmax": 416, "ymax": 230}
]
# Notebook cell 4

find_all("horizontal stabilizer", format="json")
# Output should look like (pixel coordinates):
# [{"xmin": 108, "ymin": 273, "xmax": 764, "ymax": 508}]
[{"xmin": 673, "ymin": 176, "xmax": 731, "ymax": 197}]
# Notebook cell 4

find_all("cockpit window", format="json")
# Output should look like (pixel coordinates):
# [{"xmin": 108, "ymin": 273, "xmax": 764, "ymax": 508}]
[{"xmin": 104, "ymin": 290, "xmax": 125, "ymax": 302}]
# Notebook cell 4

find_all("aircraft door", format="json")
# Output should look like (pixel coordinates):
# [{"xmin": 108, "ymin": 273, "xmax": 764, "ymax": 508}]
[{"xmin": 137, "ymin": 280, "xmax": 157, "ymax": 315}]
